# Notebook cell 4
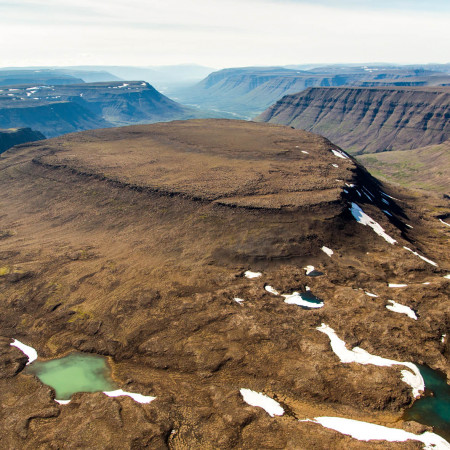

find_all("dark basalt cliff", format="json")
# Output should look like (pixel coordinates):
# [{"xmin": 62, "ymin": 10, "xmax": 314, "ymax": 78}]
[
  {"xmin": 0, "ymin": 127, "xmax": 45, "ymax": 154},
  {"xmin": 0, "ymin": 120, "xmax": 448, "ymax": 448},
  {"xmin": 257, "ymin": 86, "xmax": 450, "ymax": 155}
]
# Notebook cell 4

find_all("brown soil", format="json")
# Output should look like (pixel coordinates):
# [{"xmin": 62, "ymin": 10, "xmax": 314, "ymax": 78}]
[{"xmin": 0, "ymin": 119, "xmax": 448, "ymax": 448}]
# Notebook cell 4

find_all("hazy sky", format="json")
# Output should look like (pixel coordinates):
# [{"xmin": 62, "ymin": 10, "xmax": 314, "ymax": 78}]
[{"xmin": 1, "ymin": 0, "xmax": 449, "ymax": 68}]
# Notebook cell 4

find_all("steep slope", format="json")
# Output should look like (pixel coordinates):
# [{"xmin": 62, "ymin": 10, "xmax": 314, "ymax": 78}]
[
  {"xmin": 257, "ymin": 86, "xmax": 450, "ymax": 154},
  {"xmin": 0, "ymin": 120, "xmax": 448, "ymax": 448},
  {"xmin": 359, "ymin": 140, "xmax": 450, "ymax": 194},
  {"xmin": 0, "ymin": 127, "xmax": 45, "ymax": 154},
  {"xmin": 0, "ymin": 81, "xmax": 200, "ymax": 137},
  {"xmin": 0, "ymin": 101, "xmax": 112, "ymax": 138},
  {"xmin": 174, "ymin": 66, "xmax": 450, "ymax": 118}
]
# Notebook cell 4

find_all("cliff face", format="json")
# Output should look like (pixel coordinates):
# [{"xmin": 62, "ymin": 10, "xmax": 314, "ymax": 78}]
[
  {"xmin": 173, "ymin": 67, "xmax": 450, "ymax": 118},
  {"xmin": 0, "ymin": 127, "xmax": 45, "ymax": 154},
  {"xmin": 257, "ymin": 87, "xmax": 450, "ymax": 154},
  {"xmin": 0, "ymin": 81, "xmax": 197, "ymax": 138}
]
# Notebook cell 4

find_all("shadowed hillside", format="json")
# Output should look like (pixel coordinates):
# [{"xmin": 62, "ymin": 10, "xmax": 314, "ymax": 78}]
[{"xmin": 0, "ymin": 127, "xmax": 45, "ymax": 154}]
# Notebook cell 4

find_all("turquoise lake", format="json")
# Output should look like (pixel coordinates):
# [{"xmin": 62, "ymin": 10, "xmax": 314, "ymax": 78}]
[
  {"xmin": 25, "ymin": 352, "xmax": 117, "ymax": 400},
  {"xmin": 404, "ymin": 365, "xmax": 450, "ymax": 440}
]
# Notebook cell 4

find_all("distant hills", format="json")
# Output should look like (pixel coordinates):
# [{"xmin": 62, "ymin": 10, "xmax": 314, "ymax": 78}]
[
  {"xmin": 0, "ymin": 65, "xmax": 215, "ymax": 91},
  {"xmin": 172, "ymin": 65, "xmax": 450, "ymax": 118},
  {"xmin": 0, "ymin": 81, "xmax": 205, "ymax": 138}
]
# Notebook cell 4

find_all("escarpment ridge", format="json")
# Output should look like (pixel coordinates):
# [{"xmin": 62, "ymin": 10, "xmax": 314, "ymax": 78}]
[
  {"xmin": 257, "ymin": 86, "xmax": 450, "ymax": 155},
  {"xmin": 0, "ymin": 120, "xmax": 449, "ymax": 448}
]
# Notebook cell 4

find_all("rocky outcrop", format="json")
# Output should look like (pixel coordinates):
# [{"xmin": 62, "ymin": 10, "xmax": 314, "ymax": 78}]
[
  {"xmin": 0, "ymin": 120, "xmax": 448, "ymax": 447},
  {"xmin": 257, "ymin": 86, "xmax": 450, "ymax": 154},
  {"xmin": 0, "ymin": 128, "xmax": 45, "ymax": 154}
]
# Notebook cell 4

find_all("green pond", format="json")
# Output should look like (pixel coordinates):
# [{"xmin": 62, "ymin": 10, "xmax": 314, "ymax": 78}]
[
  {"xmin": 404, "ymin": 365, "xmax": 450, "ymax": 440},
  {"xmin": 25, "ymin": 352, "xmax": 116, "ymax": 400}
]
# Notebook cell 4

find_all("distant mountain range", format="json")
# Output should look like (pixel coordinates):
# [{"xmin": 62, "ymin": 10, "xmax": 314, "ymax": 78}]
[
  {"xmin": 172, "ymin": 65, "xmax": 450, "ymax": 118},
  {"xmin": 0, "ymin": 65, "xmax": 216, "ymax": 91},
  {"xmin": 0, "ymin": 81, "xmax": 205, "ymax": 138}
]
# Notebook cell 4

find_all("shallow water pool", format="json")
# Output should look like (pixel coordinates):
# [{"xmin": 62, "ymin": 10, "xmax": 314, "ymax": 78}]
[
  {"xmin": 25, "ymin": 352, "xmax": 116, "ymax": 400},
  {"xmin": 404, "ymin": 365, "xmax": 450, "ymax": 440}
]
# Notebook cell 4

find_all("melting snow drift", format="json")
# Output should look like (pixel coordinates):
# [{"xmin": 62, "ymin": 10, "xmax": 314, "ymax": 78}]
[
  {"xmin": 240, "ymin": 388, "xmax": 284, "ymax": 417},
  {"xmin": 244, "ymin": 270, "xmax": 262, "ymax": 279},
  {"xmin": 386, "ymin": 300, "xmax": 417, "ymax": 320},
  {"xmin": 103, "ymin": 389, "xmax": 156, "ymax": 404},
  {"xmin": 282, "ymin": 292, "xmax": 324, "ymax": 308},
  {"xmin": 317, "ymin": 324, "xmax": 424, "ymax": 397},
  {"xmin": 331, "ymin": 149, "xmax": 349, "ymax": 159},
  {"xmin": 403, "ymin": 247, "xmax": 437, "ymax": 267},
  {"xmin": 350, "ymin": 203, "xmax": 397, "ymax": 245},
  {"xmin": 10, "ymin": 339, "xmax": 38, "ymax": 365},
  {"xmin": 321, "ymin": 246, "xmax": 334, "ymax": 257},
  {"xmin": 302, "ymin": 417, "xmax": 450, "ymax": 449}
]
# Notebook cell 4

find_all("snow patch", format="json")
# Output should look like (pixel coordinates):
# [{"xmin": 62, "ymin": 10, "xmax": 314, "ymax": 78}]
[
  {"xmin": 383, "ymin": 210, "xmax": 392, "ymax": 217},
  {"xmin": 442, "ymin": 334, "xmax": 446, "ymax": 343},
  {"xmin": 382, "ymin": 192, "xmax": 399, "ymax": 201},
  {"xmin": 10, "ymin": 339, "xmax": 38, "ymax": 365},
  {"xmin": 283, "ymin": 292, "xmax": 324, "ymax": 308},
  {"xmin": 302, "ymin": 417, "xmax": 450, "ymax": 449},
  {"xmin": 55, "ymin": 399, "xmax": 71, "ymax": 405},
  {"xmin": 331, "ymin": 163, "xmax": 338, "ymax": 168},
  {"xmin": 316, "ymin": 324, "xmax": 424, "ymax": 397},
  {"xmin": 321, "ymin": 246, "xmax": 333, "ymax": 257},
  {"xmin": 301, "ymin": 150, "xmax": 309, "ymax": 154},
  {"xmin": 350, "ymin": 203, "xmax": 397, "ymax": 245},
  {"xmin": 365, "ymin": 292, "xmax": 378, "ymax": 298},
  {"xmin": 444, "ymin": 275, "xmax": 450, "ymax": 280},
  {"xmin": 304, "ymin": 265, "xmax": 315, "ymax": 275},
  {"xmin": 389, "ymin": 283, "xmax": 408, "ymax": 288},
  {"xmin": 403, "ymin": 246, "xmax": 437, "ymax": 267},
  {"xmin": 439, "ymin": 218, "xmax": 450, "ymax": 227},
  {"xmin": 244, "ymin": 270, "xmax": 262, "ymax": 279},
  {"xmin": 103, "ymin": 389, "xmax": 156, "ymax": 404},
  {"xmin": 240, "ymin": 388, "xmax": 284, "ymax": 417},
  {"xmin": 265, "ymin": 285, "xmax": 280, "ymax": 295},
  {"xmin": 234, "ymin": 297, "xmax": 244, "ymax": 305},
  {"xmin": 386, "ymin": 300, "xmax": 417, "ymax": 320},
  {"xmin": 331, "ymin": 149, "xmax": 349, "ymax": 159},
  {"xmin": 406, "ymin": 224, "xmax": 413, "ymax": 229}
]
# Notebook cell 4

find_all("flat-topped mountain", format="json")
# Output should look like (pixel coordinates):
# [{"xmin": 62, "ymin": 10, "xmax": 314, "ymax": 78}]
[
  {"xmin": 257, "ymin": 86, "xmax": 450, "ymax": 154},
  {"xmin": 0, "ymin": 127, "xmax": 45, "ymax": 154},
  {"xmin": 0, "ymin": 81, "xmax": 200, "ymax": 137},
  {"xmin": 173, "ymin": 66, "xmax": 450, "ymax": 118},
  {"xmin": 0, "ymin": 120, "xmax": 449, "ymax": 448}
]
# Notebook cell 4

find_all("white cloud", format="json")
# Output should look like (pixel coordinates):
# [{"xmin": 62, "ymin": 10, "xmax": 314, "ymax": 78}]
[{"xmin": 0, "ymin": 0, "xmax": 449, "ymax": 67}]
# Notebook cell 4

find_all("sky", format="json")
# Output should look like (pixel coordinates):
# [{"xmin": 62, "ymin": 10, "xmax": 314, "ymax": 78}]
[{"xmin": 0, "ymin": 0, "xmax": 449, "ymax": 68}]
